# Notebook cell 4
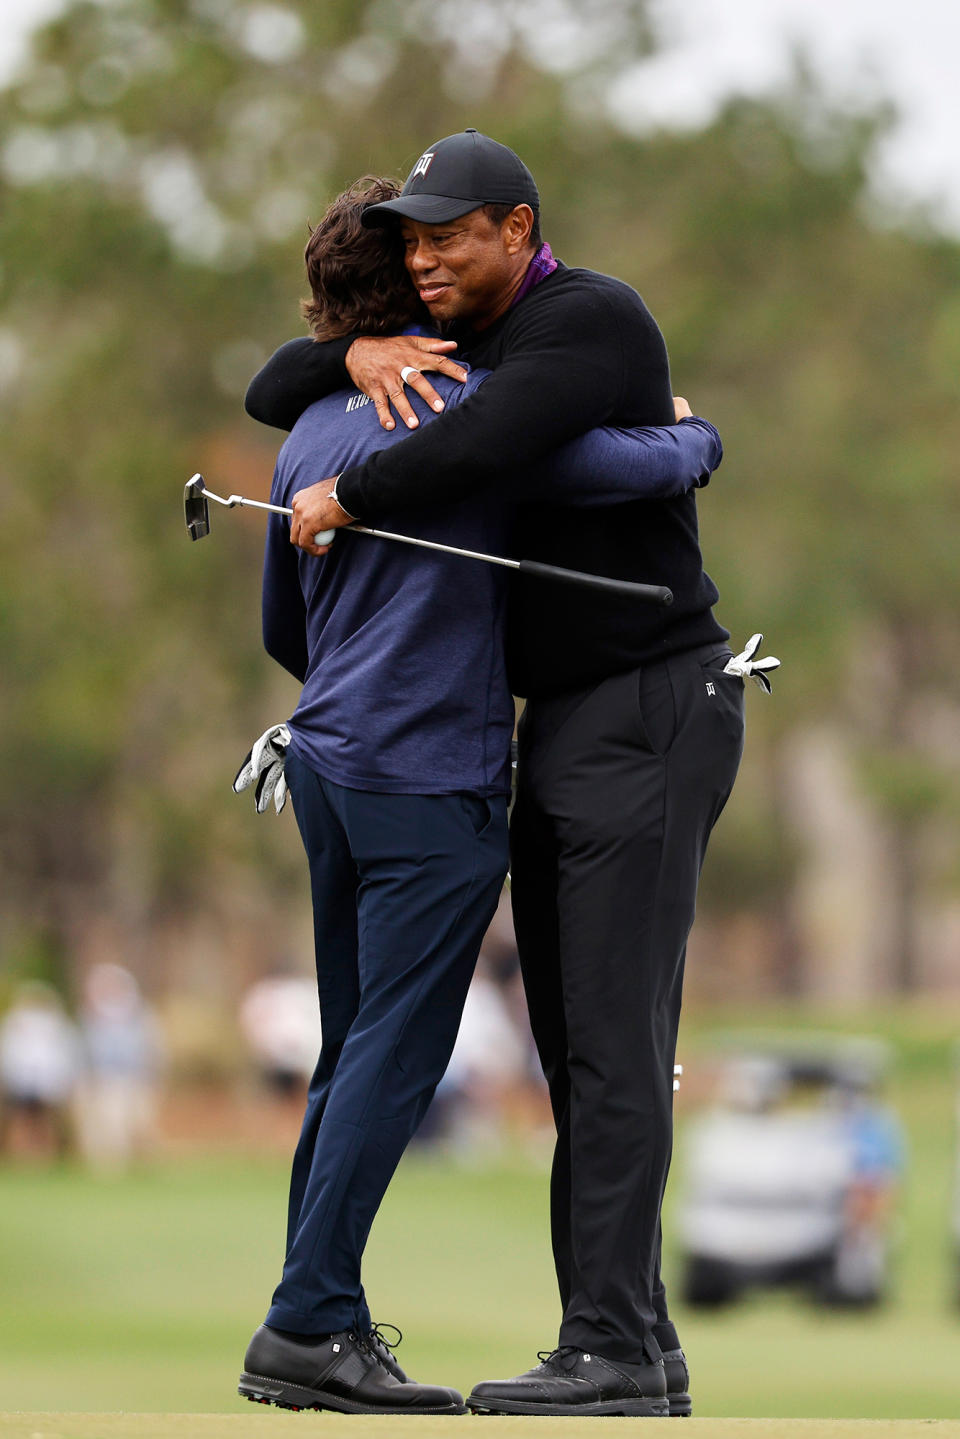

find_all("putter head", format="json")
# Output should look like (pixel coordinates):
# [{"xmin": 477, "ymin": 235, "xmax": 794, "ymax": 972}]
[{"xmin": 184, "ymin": 474, "xmax": 211, "ymax": 541}]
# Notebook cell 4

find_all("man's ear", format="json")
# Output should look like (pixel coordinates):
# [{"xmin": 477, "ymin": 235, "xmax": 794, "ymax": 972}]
[{"xmin": 504, "ymin": 204, "xmax": 535, "ymax": 254}]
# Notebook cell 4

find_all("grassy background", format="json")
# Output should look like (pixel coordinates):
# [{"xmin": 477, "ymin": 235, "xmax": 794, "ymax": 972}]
[
  {"xmin": 1, "ymin": 1004, "xmax": 958, "ymax": 1419},
  {"xmin": 2, "ymin": 1422, "xmax": 960, "ymax": 1439},
  {"xmin": 2, "ymin": 1421, "xmax": 960, "ymax": 1439}
]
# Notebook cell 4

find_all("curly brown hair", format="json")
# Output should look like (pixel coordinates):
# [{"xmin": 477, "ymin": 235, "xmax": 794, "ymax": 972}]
[{"xmin": 300, "ymin": 177, "xmax": 428, "ymax": 340}]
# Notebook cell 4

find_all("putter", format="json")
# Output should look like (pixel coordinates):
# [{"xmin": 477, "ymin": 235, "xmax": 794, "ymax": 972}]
[
  {"xmin": 183, "ymin": 474, "xmax": 673, "ymax": 606},
  {"xmin": 184, "ymin": 474, "xmax": 337, "ymax": 547}
]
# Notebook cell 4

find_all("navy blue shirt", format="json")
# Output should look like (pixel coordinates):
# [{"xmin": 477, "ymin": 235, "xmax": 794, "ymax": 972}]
[
  {"xmin": 248, "ymin": 264, "xmax": 729, "ymax": 696},
  {"xmin": 263, "ymin": 369, "xmax": 721, "ymax": 796}
]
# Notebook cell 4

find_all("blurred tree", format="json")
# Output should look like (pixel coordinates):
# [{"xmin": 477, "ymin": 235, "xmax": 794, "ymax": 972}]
[{"xmin": 1, "ymin": 0, "xmax": 958, "ymax": 996}]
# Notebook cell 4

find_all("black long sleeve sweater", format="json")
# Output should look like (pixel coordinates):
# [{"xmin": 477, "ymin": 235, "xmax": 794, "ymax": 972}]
[{"xmin": 245, "ymin": 262, "xmax": 727, "ymax": 697}]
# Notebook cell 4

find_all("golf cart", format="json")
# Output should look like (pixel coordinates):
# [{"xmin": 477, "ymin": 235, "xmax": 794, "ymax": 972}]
[{"xmin": 677, "ymin": 1035, "xmax": 902, "ymax": 1309}]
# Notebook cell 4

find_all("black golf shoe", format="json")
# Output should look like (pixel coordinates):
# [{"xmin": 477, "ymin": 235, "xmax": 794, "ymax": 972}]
[
  {"xmin": 466, "ymin": 1345, "xmax": 669, "ymax": 1416},
  {"xmin": 651, "ymin": 1321, "xmax": 692, "ymax": 1415},
  {"xmin": 662, "ymin": 1346, "xmax": 692, "ymax": 1416},
  {"xmin": 238, "ymin": 1324, "xmax": 465, "ymax": 1414}
]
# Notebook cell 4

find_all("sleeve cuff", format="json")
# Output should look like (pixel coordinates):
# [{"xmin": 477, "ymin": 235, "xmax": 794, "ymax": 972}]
[{"xmin": 334, "ymin": 467, "xmax": 364, "ymax": 522}]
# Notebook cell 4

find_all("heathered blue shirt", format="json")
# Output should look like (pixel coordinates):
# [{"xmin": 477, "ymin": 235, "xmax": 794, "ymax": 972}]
[{"xmin": 262, "ymin": 368, "xmax": 721, "ymax": 797}]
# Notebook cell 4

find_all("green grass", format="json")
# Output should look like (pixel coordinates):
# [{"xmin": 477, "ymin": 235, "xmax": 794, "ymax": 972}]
[
  {"xmin": 2, "ymin": 1422, "xmax": 960, "ymax": 1439},
  {"xmin": 1, "ymin": 1422, "xmax": 960, "ymax": 1439},
  {"xmin": 1, "ymin": 1003, "xmax": 958, "ymax": 1419}
]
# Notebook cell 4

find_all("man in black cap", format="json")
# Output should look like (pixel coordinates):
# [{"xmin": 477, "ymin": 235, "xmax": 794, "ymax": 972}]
[{"xmin": 246, "ymin": 130, "xmax": 749, "ymax": 1418}]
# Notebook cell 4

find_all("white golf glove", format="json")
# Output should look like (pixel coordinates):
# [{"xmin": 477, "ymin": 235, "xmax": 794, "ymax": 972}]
[
  {"xmin": 234, "ymin": 722, "xmax": 291, "ymax": 814},
  {"xmin": 723, "ymin": 633, "xmax": 781, "ymax": 694}
]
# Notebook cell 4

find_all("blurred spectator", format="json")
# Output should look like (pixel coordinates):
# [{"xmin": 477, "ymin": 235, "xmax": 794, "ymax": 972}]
[
  {"xmin": 75, "ymin": 963, "xmax": 165, "ymax": 1172},
  {"xmin": 0, "ymin": 981, "xmax": 82, "ymax": 1161},
  {"xmin": 239, "ymin": 972, "xmax": 319, "ymax": 1098},
  {"xmin": 417, "ymin": 898, "xmax": 552, "ymax": 1156},
  {"xmin": 428, "ymin": 958, "xmax": 532, "ymax": 1156},
  {"xmin": 827, "ymin": 1069, "xmax": 904, "ymax": 1302}
]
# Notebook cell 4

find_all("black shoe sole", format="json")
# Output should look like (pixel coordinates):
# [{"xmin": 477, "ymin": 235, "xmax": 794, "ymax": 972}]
[
  {"xmin": 239, "ymin": 1371, "xmax": 466, "ymax": 1415},
  {"xmin": 466, "ymin": 1395, "xmax": 669, "ymax": 1417},
  {"xmin": 669, "ymin": 1392, "xmax": 692, "ymax": 1416}
]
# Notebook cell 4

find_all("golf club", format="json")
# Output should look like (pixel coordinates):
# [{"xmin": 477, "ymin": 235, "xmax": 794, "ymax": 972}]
[
  {"xmin": 183, "ymin": 474, "xmax": 673, "ymax": 606},
  {"xmin": 184, "ymin": 475, "xmax": 337, "ymax": 547}
]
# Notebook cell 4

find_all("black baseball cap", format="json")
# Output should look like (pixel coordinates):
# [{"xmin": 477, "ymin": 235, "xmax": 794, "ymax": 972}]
[{"xmin": 361, "ymin": 129, "xmax": 539, "ymax": 227}]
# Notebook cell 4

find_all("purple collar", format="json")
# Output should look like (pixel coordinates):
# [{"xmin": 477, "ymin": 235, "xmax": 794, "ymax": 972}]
[{"xmin": 512, "ymin": 241, "xmax": 557, "ymax": 307}]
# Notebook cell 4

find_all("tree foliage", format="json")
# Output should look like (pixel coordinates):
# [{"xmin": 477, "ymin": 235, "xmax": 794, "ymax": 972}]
[{"xmin": 2, "ymin": 0, "xmax": 958, "ymax": 993}]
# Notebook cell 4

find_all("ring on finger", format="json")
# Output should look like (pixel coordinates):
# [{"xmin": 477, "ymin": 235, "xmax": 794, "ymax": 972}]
[{"xmin": 400, "ymin": 366, "xmax": 420, "ymax": 384}]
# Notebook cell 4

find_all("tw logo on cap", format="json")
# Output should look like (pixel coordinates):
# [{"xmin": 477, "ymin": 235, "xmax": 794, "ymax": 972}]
[{"xmin": 411, "ymin": 151, "xmax": 435, "ymax": 180}]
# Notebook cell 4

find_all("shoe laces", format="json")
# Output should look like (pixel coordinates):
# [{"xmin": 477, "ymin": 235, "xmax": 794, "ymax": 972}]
[
  {"xmin": 370, "ymin": 1321, "xmax": 403, "ymax": 1353},
  {"xmin": 348, "ymin": 1331, "xmax": 388, "ymax": 1373},
  {"xmin": 537, "ymin": 1346, "xmax": 583, "ymax": 1373}
]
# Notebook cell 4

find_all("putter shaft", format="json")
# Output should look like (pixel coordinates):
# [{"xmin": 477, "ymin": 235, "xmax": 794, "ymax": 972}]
[
  {"xmin": 207, "ymin": 488, "xmax": 516, "ymax": 566},
  {"xmin": 184, "ymin": 475, "xmax": 673, "ymax": 605}
]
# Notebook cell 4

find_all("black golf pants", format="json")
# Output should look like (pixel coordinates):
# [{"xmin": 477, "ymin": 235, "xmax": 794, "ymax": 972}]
[{"xmin": 510, "ymin": 643, "xmax": 744, "ymax": 1361}]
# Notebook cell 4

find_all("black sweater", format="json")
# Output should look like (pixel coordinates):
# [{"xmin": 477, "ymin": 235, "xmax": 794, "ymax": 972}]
[{"xmin": 245, "ymin": 262, "xmax": 727, "ymax": 698}]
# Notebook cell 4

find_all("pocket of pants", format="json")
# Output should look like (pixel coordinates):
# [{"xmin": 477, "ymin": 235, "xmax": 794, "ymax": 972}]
[
  {"xmin": 636, "ymin": 663, "xmax": 678, "ymax": 757},
  {"xmin": 458, "ymin": 793, "xmax": 493, "ymax": 838}
]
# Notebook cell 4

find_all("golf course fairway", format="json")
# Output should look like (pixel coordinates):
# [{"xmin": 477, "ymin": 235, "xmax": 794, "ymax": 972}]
[{"xmin": 1, "ymin": 1418, "xmax": 959, "ymax": 1439}]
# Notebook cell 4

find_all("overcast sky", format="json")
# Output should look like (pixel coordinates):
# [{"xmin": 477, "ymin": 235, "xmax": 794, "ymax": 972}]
[
  {"xmin": 629, "ymin": 0, "xmax": 960, "ymax": 231},
  {"xmin": 2, "ymin": 0, "xmax": 957, "ymax": 232}
]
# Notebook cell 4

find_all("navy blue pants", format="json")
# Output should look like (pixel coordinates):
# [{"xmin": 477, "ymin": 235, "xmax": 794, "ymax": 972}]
[{"xmin": 267, "ymin": 751, "xmax": 509, "ymax": 1336}]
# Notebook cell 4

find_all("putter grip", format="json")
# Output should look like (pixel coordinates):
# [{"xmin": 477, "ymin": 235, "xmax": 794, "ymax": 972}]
[{"xmin": 518, "ymin": 559, "xmax": 673, "ymax": 606}]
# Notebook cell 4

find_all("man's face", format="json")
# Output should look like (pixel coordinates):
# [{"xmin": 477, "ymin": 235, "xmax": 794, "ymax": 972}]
[{"xmin": 398, "ymin": 208, "xmax": 528, "ymax": 328}]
